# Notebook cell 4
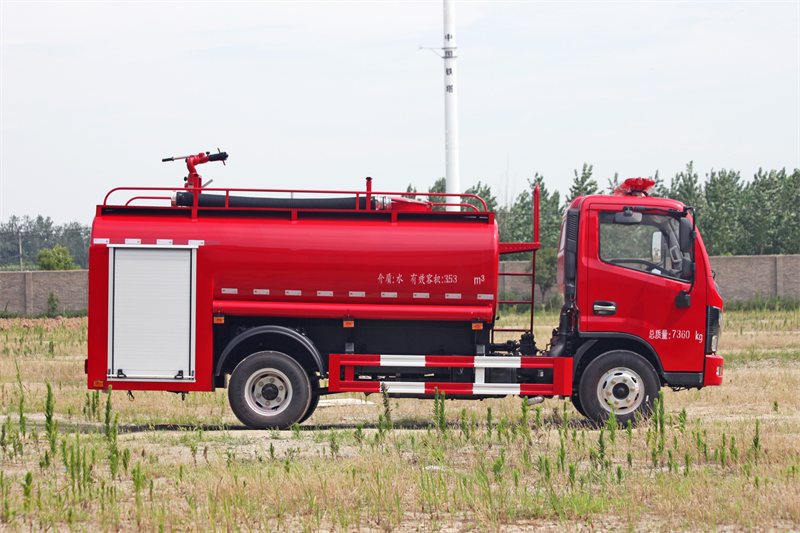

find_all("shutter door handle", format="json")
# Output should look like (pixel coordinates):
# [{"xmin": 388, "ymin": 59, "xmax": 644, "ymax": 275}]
[{"xmin": 593, "ymin": 301, "xmax": 617, "ymax": 315}]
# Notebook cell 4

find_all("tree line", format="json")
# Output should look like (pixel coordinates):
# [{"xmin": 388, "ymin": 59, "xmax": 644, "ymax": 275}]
[
  {"xmin": 0, "ymin": 216, "xmax": 89, "ymax": 270},
  {"xmin": 0, "ymin": 161, "xmax": 797, "ymax": 270},
  {"xmin": 412, "ymin": 161, "xmax": 799, "ymax": 257}
]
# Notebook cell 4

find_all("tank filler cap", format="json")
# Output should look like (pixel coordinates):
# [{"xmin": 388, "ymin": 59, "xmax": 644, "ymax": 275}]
[{"xmin": 614, "ymin": 177, "xmax": 655, "ymax": 197}]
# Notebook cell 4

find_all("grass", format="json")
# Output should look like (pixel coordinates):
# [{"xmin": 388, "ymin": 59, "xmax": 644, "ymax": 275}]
[{"xmin": 0, "ymin": 309, "xmax": 797, "ymax": 531}]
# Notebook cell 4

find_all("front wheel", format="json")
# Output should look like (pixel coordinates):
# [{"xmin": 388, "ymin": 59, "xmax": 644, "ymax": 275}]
[
  {"xmin": 577, "ymin": 350, "xmax": 659, "ymax": 426},
  {"xmin": 228, "ymin": 351, "xmax": 312, "ymax": 429}
]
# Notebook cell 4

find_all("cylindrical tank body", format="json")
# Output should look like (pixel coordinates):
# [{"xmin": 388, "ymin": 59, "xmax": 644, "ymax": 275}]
[{"xmin": 91, "ymin": 210, "xmax": 499, "ymax": 320}]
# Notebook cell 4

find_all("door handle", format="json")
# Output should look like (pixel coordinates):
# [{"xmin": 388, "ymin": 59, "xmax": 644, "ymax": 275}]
[{"xmin": 593, "ymin": 301, "xmax": 617, "ymax": 315}]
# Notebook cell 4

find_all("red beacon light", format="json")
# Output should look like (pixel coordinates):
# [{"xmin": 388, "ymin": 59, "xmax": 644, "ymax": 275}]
[{"xmin": 614, "ymin": 177, "xmax": 655, "ymax": 197}]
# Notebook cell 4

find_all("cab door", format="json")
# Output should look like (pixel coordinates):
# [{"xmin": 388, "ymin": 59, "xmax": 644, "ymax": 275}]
[{"xmin": 583, "ymin": 205, "xmax": 706, "ymax": 372}]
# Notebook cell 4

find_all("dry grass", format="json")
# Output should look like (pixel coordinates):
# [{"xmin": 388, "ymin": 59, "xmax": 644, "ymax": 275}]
[{"xmin": 0, "ymin": 310, "xmax": 797, "ymax": 532}]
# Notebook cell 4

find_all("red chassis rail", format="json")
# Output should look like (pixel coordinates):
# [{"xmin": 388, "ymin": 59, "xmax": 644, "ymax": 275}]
[{"xmin": 328, "ymin": 354, "xmax": 573, "ymax": 396}]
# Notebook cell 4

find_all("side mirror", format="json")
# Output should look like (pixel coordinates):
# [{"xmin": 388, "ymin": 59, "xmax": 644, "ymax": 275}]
[
  {"xmin": 651, "ymin": 232, "xmax": 663, "ymax": 263},
  {"xmin": 614, "ymin": 209, "xmax": 642, "ymax": 225},
  {"xmin": 679, "ymin": 217, "xmax": 694, "ymax": 253}
]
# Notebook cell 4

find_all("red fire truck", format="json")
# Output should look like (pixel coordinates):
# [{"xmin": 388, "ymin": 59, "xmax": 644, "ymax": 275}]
[{"xmin": 86, "ymin": 152, "xmax": 723, "ymax": 428}]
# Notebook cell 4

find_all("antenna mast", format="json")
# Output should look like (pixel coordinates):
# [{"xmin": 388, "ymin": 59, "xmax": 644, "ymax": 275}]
[{"xmin": 443, "ymin": 0, "xmax": 460, "ymax": 211}]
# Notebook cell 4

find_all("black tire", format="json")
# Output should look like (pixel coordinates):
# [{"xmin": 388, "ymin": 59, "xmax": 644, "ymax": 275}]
[
  {"xmin": 297, "ymin": 380, "xmax": 320, "ymax": 425},
  {"xmin": 228, "ymin": 351, "xmax": 312, "ymax": 430},
  {"xmin": 577, "ymin": 350, "xmax": 659, "ymax": 426},
  {"xmin": 570, "ymin": 394, "xmax": 588, "ymax": 418}
]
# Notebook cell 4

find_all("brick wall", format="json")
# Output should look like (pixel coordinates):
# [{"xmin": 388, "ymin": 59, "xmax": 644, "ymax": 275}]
[
  {"xmin": 498, "ymin": 261, "xmax": 560, "ymax": 305},
  {"xmin": 0, "ymin": 270, "xmax": 88, "ymax": 314},
  {"xmin": 0, "ymin": 255, "xmax": 796, "ymax": 315},
  {"xmin": 708, "ymin": 255, "xmax": 800, "ymax": 302}
]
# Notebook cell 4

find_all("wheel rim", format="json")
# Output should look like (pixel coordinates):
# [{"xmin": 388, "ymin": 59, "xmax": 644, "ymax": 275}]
[
  {"xmin": 243, "ymin": 368, "xmax": 293, "ymax": 417},
  {"xmin": 595, "ymin": 367, "xmax": 643, "ymax": 415}
]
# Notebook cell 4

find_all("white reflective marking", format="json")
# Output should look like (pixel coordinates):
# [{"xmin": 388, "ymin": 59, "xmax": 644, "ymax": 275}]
[
  {"xmin": 478, "ymin": 294, "xmax": 494, "ymax": 300},
  {"xmin": 285, "ymin": 290, "xmax": 301, "ymax": 296},
  {"xmin": 253, "ymin": 289, "xmax": 269, "ymax": 295},
  {"xmin": 474, "ymin": 356, "xmax": 521, "ymax": 368},
  {"xmin": 413, "ymin": 293, "xmax": 429, "ymax": 299},
  {"xmin": 445, "ymin": 293, "xmax": 461, "ymax": 299},
  {"xmin": 317, "ymin": 291, "xmax": 333, "ymax": 297},
  {"xmin": 472, "ymin": 383, "xmax": 520, "ymax": 395},
  {"xmin": 93, "ymin": 238, "xmax": 110, "ymax": 244},
  {"xmin": 475, "ymin": 367, "xmax": 486, "ymax": 384},
  {"xmin": 383, "ymin": 382, "xmax": 425, "ymax": 394},
  {"xmin": 349, "ymin": 291, "xmax": 365, "ymax": 297},
  {"xmin": 188, "ymin": 240, "xmax": 204, "ymax": 246},
  {"xmin": 381, "ymin": 292, "xmax": 397, "ymax": 298},
  {"xmin": 125, "ymin": 239, "xmax": 141, "ymax": 245},
  {"xmin": 380, "ymin": 355, "xmax": 427, "ymax": 367},
  {"xmin": 157, "ymin": 239, "xmax": 173, "ymax": 245},
  {"xmin": 221, "ymin": 288, "xmax": 237, "ymax": 294}
]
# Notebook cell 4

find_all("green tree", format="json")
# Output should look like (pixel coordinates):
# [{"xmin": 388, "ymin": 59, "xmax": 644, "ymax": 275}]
[
  {"xmin": 605, "ymin": 172, "xmax": 620, "ymax": 194},
  {"xmin": 428, "ymin": 178, "xmax": 446, "ymax": 212},
  {"xmin": 567, "ymin": 163, "xmax": 598, "ymax": 203},
  {"xmin": 650, "ymin": 170, "xmax": 669, "ymax": 198},
  {"xmin": 463, "ymin": 181, "xmax": 497, "ymax": 212},
  {"xmin": 498, "ymin": 173, "xmax": 561, "ymax": 254},
  {"xmin": 739, "ymin": 168, "xmax": 783, "ymax": 255},
  {"xmin": 774, "ymin": 169, "xmax": 800, "ymax": 255},
  {"xmin": 1, "ymin": 215, "xmax": 90, "ymax": 269},
  {"xmin": 702, "ymin": 168, "xmax": 743, "ymax": 256},
  {"xmin": 37, "ymin": 245, "xmax": 79, "ymax": 271},
  {"xmin": 533, "ymin": 247, "xmax": 558, "ymax": 304},
  {"xmin": 669, "ymin": 162, "xmax": 708, "ymax": 214}
]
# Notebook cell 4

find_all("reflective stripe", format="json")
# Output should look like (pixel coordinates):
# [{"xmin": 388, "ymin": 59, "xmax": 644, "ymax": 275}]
[
  {"xmin": 475, "ymin": 356, "xmax": 521, "ymax": 368},
  {"xmin": 317, "ymin": 291, "xmax": 333, "ymax": 297},
  {"xmin": 381, "ymin": 292, "xmax": 397, "ymax": 298},
  {"xmin": 285, "ymin": 290, "xmax": 301, "ymax": 296},
  {"xmin": 349, "ymin": 291, "xmax": 365, "ymax": 297},
  {"xmin": 221, "ymin": 288, "xmax": 237, "ymax": 294},
  {"xmin": 478, "ymin": 294, "xmax": 494, "ymax": 300},
  {"xmin": 125, "ymin": 239, "xmax": 141, "ymax": 245},
  {"xmin": 382, "ymin": 382, "xmax": 425, "ymax": 394},
  {"xmin": 473, "ymin": 383, "xmax": 521, "ymax": 395},
  {"xmin": 413, "ymin": 293, "xmax": 429, "ymax": 298},
  {"xmin": 445, "ymin": 293, "xmax": 461, "ymax": 299},
  {"xmin": 381, "ymin": 355, "xmax": 426, "ymax": 367},
  {"xmin": 157, "ymin": 239, "xmax": 173, "ymax": 245},
  {"xmin": 253, "ymin": 289, "xmax": 269, "ymax": 295}
]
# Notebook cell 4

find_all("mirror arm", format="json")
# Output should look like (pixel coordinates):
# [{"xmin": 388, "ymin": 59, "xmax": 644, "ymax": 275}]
[{"xmin": 676, "ymin": 206, "xmax": 697, "ymax": 308}]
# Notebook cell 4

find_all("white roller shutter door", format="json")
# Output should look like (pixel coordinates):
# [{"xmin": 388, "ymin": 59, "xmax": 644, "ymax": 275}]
[{"xmin": 108, "ymin": 247, "xmax": 196, "ymax": 381}]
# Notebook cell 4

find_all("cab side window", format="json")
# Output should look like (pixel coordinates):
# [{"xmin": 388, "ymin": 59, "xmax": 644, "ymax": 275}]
[{"xmin": 598, "ymin": 211, "xmax": 689, "ymax": 282}]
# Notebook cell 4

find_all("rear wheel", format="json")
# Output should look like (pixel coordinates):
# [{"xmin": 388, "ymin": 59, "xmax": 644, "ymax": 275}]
[
  {"xmin": 228, "ymin": 351, "xmax": 312, "ymax": 430},
  {"xmin": 578, "ymin": 350, "xmax": 659, "ymax": 426}
]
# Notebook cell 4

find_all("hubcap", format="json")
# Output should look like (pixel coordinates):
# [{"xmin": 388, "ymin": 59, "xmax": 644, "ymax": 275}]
[
  {"xmin": 596, "ymin": 367, "xmax": 643, "ymax": 415},
  {"xmin": 244, "ymin": 369, "xmax": 292, "ymax": 417}
]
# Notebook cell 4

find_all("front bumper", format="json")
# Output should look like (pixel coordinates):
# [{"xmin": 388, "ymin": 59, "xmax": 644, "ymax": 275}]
[{"xmin": 703, "ymin": 355, "xmax": 724, "ymax": 386}]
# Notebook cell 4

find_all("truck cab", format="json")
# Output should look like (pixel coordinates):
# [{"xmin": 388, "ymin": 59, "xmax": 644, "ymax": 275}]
[{"xmin": 556, "ymin": 178, "xmax": 724, "ymax": 422}]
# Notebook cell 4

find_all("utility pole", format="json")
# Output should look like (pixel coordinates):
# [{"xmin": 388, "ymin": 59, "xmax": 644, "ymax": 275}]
[
  {"xmin": 443, "ymin": 0, "xmax": 460, "ymax": 211},
  {"xmin": 18, "ymin": 230, "xmax": 23, "ymax": 271}
]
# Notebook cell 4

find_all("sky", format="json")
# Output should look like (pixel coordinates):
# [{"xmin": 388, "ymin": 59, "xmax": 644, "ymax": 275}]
[{"xmin": 1, "ymin": 1, "xmax": 798, "ymax": 225}]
